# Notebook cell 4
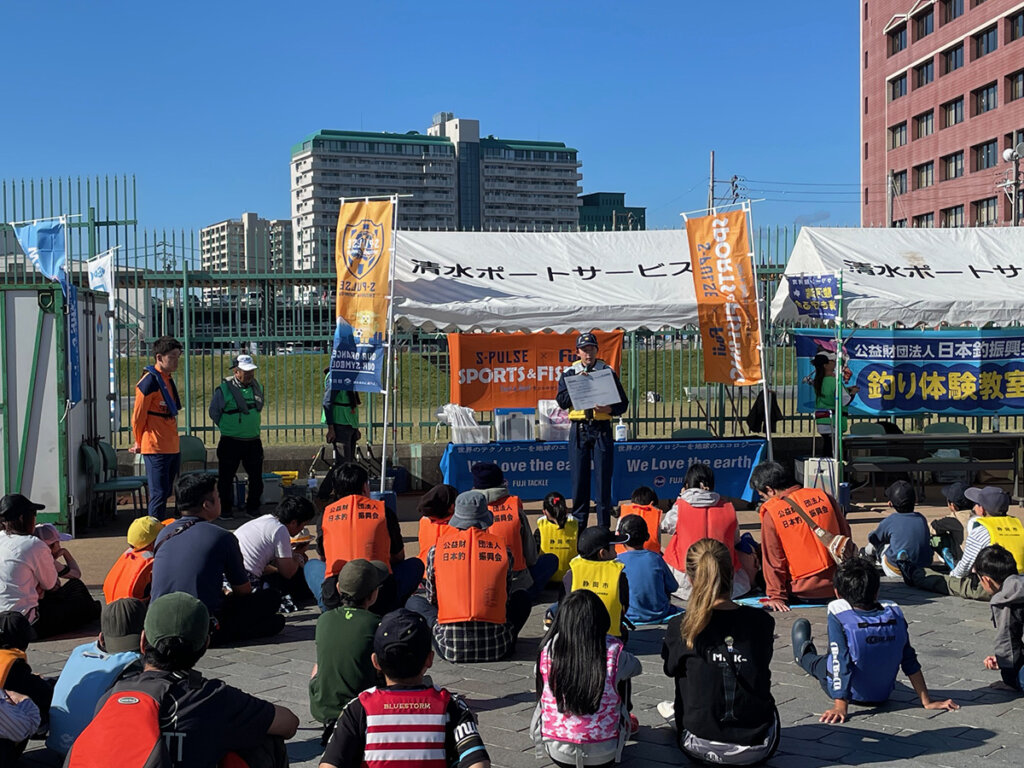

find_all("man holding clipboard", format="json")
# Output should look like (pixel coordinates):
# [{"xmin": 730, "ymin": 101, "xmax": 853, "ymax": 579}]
[{"xmin": 555, "ymin": 333, "xmax": 629, "ymax": 529}]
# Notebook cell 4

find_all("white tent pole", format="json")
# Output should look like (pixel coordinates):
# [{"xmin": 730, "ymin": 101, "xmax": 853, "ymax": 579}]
[{"xmin": 378, "ymin": 195, "xmax": 399, "ymax": 494}]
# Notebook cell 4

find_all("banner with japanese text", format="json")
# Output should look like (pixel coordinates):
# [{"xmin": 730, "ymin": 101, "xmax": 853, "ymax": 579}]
[
  {"xmin": 330, "ymin": 199, "xmax": 394, "ymax": 392},
  {"xmin": 449, "ymin": 330, "xmax": 623, "ymax": 410},
  {"xmin": 794, "ymin": 329, "xmax": 1024, "ymax": 415},
  {"xmin": 685, "ymin": 210, "xmax": 763, "ymax": 385}
]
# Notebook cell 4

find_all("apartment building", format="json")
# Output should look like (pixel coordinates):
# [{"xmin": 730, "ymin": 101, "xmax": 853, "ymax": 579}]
[
  {"xmin": 578, "ymin": 192, "xmax": 647, "ymax": 231},
  {"xmin": 200, "ymin": 212, "xmax": 291, "ymax": 299}
]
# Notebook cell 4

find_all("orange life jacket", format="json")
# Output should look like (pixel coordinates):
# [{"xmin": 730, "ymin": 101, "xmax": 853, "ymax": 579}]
[
  {"xmin": 488, "ymin": 495, "xmax": 525, "ymax": 571},
  {"xmin": 434, "ymin": 526, "xmax": 509, "ymax": 625},
  {"xmin": 322, "ymin": 495, "xmax": 392, "ymax": 578},
  {"xmin": 102, "ymin": 548, "xmax": 156, "ymax": 603},
  {"xmin": 760, "ymin": 488, "xmax": 842, "ymax": 581},
  {"xmin": 0, "ymin": 648, "xmax": 27, "ymax": 687},
  {"xmin": 664, "ymin": 499, "xmax": 741, "ymax": 574},
  {"xmin": 615, "ymin": 504, "xmax": 662, "ymax": 554},
  {"xmin": 417, "ymin": 515, "xmax": 452, "ymax": 563}
]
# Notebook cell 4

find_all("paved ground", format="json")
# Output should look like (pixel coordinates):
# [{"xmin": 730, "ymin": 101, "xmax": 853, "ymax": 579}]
[{"xmin": 16, "ymin": 490, "xmax": 1024, "ymax": 767}]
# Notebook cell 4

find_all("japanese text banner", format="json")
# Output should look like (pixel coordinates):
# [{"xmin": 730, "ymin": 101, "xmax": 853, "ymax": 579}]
[
  {"xmin": 685, "ymin": 210, "xmax": 763, "ymax": 386},
  {"xmin": 331, "ymin": 199, "xmax": 393, "ymax": 392},
  {"xmin": 449, "ymin": 331, "xmax": 623, "ymax": 410},
  {"xmin": 794, "ymin": 329, "xmax": 1024, "ymax": 415}
]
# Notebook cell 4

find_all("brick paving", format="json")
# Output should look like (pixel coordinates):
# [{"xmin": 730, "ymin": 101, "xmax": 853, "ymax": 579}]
[{"xmin": 16, "ymin": 495, "xmax": 1024, "ymax": 767}]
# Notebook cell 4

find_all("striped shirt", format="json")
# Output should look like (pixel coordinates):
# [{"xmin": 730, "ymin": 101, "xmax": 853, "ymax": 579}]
[
  {"xmin": 0, "ymin": 690, "xmax": 40, "ymax": 743},
  {"xmin": 951, "ymin": 518, "xmax": 991, "ymax": 579}
]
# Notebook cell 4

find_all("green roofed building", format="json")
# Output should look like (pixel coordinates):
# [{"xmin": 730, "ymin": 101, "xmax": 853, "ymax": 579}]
[
  {"xmin": 290, "ymin": 112, "xmax": 582, "ymax": 270},
  {"xmin": 578, "ymin": 192, "xmax": 646, "ymax": 231}
]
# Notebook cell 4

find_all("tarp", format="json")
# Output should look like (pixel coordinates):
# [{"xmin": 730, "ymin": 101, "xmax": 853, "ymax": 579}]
[
  {"xmin": 392, "ymin": 230, "xmax": 697, "ymax": 332},
  {"xmin": 770, "ymin": 228, "xmax": 1024, "ymax": 328}
]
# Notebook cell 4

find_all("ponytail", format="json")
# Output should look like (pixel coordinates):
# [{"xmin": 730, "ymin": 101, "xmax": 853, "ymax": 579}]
[{"xmin": 680, "ymin": 538, "xmax": 733, "ymax": 649}]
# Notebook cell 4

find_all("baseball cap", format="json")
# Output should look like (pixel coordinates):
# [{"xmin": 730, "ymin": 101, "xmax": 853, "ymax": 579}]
[
  {"xmin": 127, "ymin": 516, "xmax": 165, "ymax": 549},
  {"xmin": 618, "ymin": 514, "xmax": 649, "ymax": 544},
  {"xmin": 232, "ymin": 354, "xmax": 257, "ymax": 371},
  {"xmin": 144, "ymin": 592, "xmax": 211, "ymax": 653},
  {"xmin": 965, "ymin": 485, "xmax": 1010, "ymax": 516},
  {"xmin": 884, "ymin": 480, "xmax": 916, "ymax": 511},
  {"xmin": 449, "ymin": 490, "xmax": 494, "ymax": 530},
  {"xmin": 0, "ymin": 493, "xmax": 45, "ymax": 521},
  {"xmin": 101, "ymin": 598, "xmax": 147, "ymax": 654},
  {"xmin": 941, "ymin": 481, "xmax": 972, "ymax": 510},
  {"xmin": 34, "ymin": 523, "xmax": 72, "ymax": 544},
  {"xmin": 374, "ymin": 609, "xmax": 432, "ymax": 678},
  {"xmin": 337, "ymin": 559, "xmax": 389, "ymax": 602},
  {"xmin": 813, "ymin": 350, "xmax": 837, "ymax": 361},
  {"xmin": 577, "ymin": 526, "xmax": 629, "ymax": 558},
  {"xmin": 576, "ymin": 332, "xmax": 598, "ymax": 349},
  {"xmin": 417, "ymin": 484, "xmax": 458, "ymax": 519}
]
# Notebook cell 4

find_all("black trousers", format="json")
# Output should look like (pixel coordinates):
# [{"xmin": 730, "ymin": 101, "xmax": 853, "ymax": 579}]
[
  {"xmin": 217, "ymin": 436, "xmax": 264, "ymax": 514},
  {"xmin": 34, "ymin": 578, "xmax": 101, "ymax": 639},
  {"xmin": 213, "ymin": 589, "xmax": 284, "ymax": 645}
]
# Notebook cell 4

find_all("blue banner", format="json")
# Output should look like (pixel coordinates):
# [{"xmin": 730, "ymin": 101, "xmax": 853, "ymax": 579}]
[
  {"xmin": 13, "ymin": 219, "xmax": 67, "ymax": 290},
  {"xmin": 66, "ymin": 285, "xmax": 81, "ymax": 406},
  {"xmin": 441, "ymin": 439, "xmax": 766, "ymax": 503},
  {"xmin": 794, "ymin": 329, "xmax": 1024, "ymax": 415},
  {"xmin": 329, "ymin": 319, "xmax": 385, "ymax": 392},
  {"xmin": 787, "ymin": 274, "xmax": 839, "ymax": 319}
]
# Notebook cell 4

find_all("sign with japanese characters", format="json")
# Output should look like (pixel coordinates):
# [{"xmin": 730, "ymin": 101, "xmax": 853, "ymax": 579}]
[
  {"xmin": 685, "ymin": 210, "xmax": 763, "ymax": 385},
  {"xmin": 794, "ymin": 329, "xmax": 1024, "ymax": 415},
  {"xmin": 786, "ymin": 274, "xmax": 839, "ymax": 319},
  {"xmin": 448, "ymin": 331, "xmax": 623, "ymax": 410},
  {"xmin": 330, "ymin": 198, "xmax": 394, "ymax": 392}
]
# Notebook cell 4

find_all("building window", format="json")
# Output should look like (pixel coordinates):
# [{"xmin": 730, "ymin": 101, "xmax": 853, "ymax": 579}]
[
  {"xmin": 942, "ymin": 0, "xmax": 964, "ymax": 23},
  {"xmin": 974, "ymin": 197, "xmax": 998, "ymax": 225},
  {"xmin": 864, "ymin": 50, "xmax": 869, "ymax": 69},
  {"xmin": 942, "ymin": 43, "xmax": 964, "ymax": 74},
  {"xmin": 915, "ymin": 59, "xmax": 934, "ymax": 87},
  {"xmin": 941, "ymin": 205, "xmax": 965, "ymax": 227},
  {"xmin": 914, "ymin": 9, "xmax": 934, "ymax": 40},
  {"xmin": 890, "ymin": 74, "xmax": 907, "ymax": 100},
  {"xmin": 943, "ymin": 151, "xmax": 965, "ymax": 179},
  {"xmin": 890, "ymin": 122, "xmax": 908, "ymax": 148},
  {"xmin": 974, "ymin": 26, "xmax": 998, "ymax": 58},
  {"xmin": 974, "ymin": 82, "xmax": 998, "ymax": 114},
  {"xmin": 893, "ymin": 219, "xmax": 908, "ymax": 228},
  {"xmin": 1009, "ymin": 70, "xmax": 1024, "ymax": 103},
  {"xmin": 973, "ymin": 139, "xmax": 999, "ymax": 170},
  {"xmin": 914, "ymin": 212, "xmax": 935, "ymax": 227},
  {"xmin": 942, "ymin": 97, "xmax": 964, "ymax": 127},
  {"xmin": 889, "ymin": 25, "xmax": 908, "ymax": 55},
  {"xmin": 893, "ymin": 170, "xmax": 908, "ymax": 195},
  {"xmin": 1010, "ymin": 11, "xmax": 1024, "ymax": 42},
  {"xmin": 914, "ymin": 161, "xmax": 935, "ymax": 189},
  {"xmin": 864, "ymin": 142, "xmax": 869, "ymax": 159},
  {"xmin": 915, "ymin": 111, "xmax": 934, "ymax": 138}
]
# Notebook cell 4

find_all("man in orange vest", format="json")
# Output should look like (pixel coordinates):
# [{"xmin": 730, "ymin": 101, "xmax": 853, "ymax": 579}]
[
  {"xmin": 313, "ymin": 462, "xmax": 423, "ymax": 614},
  {"xmin": 750, "ymin": 461, "xmax": 853, "ymax": 612},
  {"xmin": 407, "ymin": 491, "xmax": 533, "ymax": 663},
  {"xmin": 130, "ymin": 336, "xmax": 183, "ymax": 518},
  {"xmin": 471, "ymin": 462, "xmax": 558, "ymax": 599}
]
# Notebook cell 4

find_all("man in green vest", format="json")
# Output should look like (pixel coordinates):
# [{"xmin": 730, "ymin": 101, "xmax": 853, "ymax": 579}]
[
  {"xmin": 322, "ymin": 367, "xmax": 360, "ymax": 464},
  {"xmin": 209, "ymin": 354, "xmax": 265, "ymax": 519}
]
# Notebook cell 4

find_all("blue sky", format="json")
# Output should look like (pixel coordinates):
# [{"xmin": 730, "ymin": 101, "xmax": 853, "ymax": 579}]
[{"xmin": 1, "ymin": 1, "xmax": 860, "ymax": 234}]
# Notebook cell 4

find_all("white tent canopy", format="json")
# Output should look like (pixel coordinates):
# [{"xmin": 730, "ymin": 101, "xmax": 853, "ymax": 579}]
[
  {"xmin": 393, "ymin": 230, "xmax": 697, "ymax": 332},
  {"xmin": 770, "ymin": 227, "xmax": 1024, "ymax": 328}
]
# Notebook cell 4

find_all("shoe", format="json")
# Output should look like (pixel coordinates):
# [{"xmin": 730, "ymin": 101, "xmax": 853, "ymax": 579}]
[
  {"xmin": 221, "ymin": 510, "xmax": 235, "ymax": 520},
  {"xmin": 791, "ymin": 618, "xmax": 815, "ymax": 663},
  {"xmin": 656, "ymin": 701, "xmax": 675, "ymax": 722},
  {"xmin": 894, "ymin": 554, "xmax": 918, "ymax": 586},
  {"xmin": 629, "ymin": 714, "xmax": 639, "ymax": 736}
]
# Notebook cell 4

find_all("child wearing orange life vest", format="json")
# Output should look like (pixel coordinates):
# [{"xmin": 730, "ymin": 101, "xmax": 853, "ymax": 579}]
[
  {"xmin": 532, "ymin": 589, "xmax": 641, "ymax": 766},
  {"xmin": 415, "ymin": 484, "xmax": 457, "ymax": 565},
  {"xmin": 534, "ymin": 492, "xmax": 579, "ymax": 586},
  {"xmin": 615, "ymin": 486, "xmax": 663, "ymax": 554},
  {"xmin": 102, "ymin": 516, "xmax": 165, "ymax": 603}
]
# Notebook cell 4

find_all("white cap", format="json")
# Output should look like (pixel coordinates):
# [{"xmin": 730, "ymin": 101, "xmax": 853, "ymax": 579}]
[{"xmin": 233, "ymin": 354, "xmax": 258, "ymax": 371}]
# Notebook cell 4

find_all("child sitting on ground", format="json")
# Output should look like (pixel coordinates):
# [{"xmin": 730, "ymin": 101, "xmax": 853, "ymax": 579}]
[
  {"xmin": 535, "ymin": 492, "xmax": 579, "ymax": 585},
  {"xmin": 616, "ymin": 487, "xmax": 662, "ymax": 553},
  {"xmin": 0, "ymin": 611, "xmax": 52, "ymax": 737},
  {"xmin": 319, "ymin": 609, "xmax": 490, "ymax": 768},
  {"xmin": 862, "ymin": 481, "xmax": 932, "ymax": 577},
  {"xmin": 973, "ymin": 544, "xmax": 1024, "ymax": 693},
  {"xmin": 415, "ymin": 484, "xmax": 457, "ymax": 565},
  {"xmin": 792, "ymin": 557, "xmax": 959, "ymax": 723},
  {"xmin": 615, "ymin": 515, "xmax": 680, "ymax": 625},
  {"xmin": 532, "ymin": 589, "xmax": 641, "ymax": 766},
  {"xmin": 102, "ymin": 516, "xmax": 165, "ymax": 603},
  {"xmin": 562, "ymin": 527, "xmax": 631, "ymax": 638}
]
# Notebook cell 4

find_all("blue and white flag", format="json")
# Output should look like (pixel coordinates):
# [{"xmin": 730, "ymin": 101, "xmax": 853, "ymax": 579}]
[
  {"xmin": 87, "ymin": 250, "xmax": 114, "ymax": 294},
  {"xmin": 13, "ymin": 218, "xmax": 67, "ymax": 290}
]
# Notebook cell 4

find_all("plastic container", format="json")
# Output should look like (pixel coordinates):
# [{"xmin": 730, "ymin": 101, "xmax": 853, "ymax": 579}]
[
  {"xmin": 273, "ymin": 470, "xmax": 299, "ymax": 487},
  {"xmin": 261, "ymin": 473, "xmax": 283, "ymax": 504},
  {"xmin": 614, "ymin": 418, "xmax": 629, "ymax": 442},
  {"xmin": 495, "ymin": 407, "xmax": 535, "ymax": 442},
  {"xmin": 452, "ymin": 424, "xmax": 491, "ymax": 444},
  {"xmin": 537, "ymin": 399, "xmax": 570, "ymax": 442},
  {"xmin": 538, "ymin": 422, "xmax": 571, "ymax": 441}
]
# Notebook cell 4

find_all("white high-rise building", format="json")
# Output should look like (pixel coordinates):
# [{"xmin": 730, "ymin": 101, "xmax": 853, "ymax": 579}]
[{"xmin": 200, "ymin": 212, "xmax": 288, "ymax": 300}]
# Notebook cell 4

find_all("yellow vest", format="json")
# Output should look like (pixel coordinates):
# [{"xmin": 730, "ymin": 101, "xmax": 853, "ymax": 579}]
[
  {"xmin": 537, "ymin": 518, "xmax": 579, "ymax": 582},
  {"xmin": 569, "ymin": 556, "xmax": 625, "ymax": 636},
  {"xmin": 566, "ymin": 361, "xmax": 615, "ymax": 421},
  {"xmin": 977, "ymin": 516, "xmax": 1024, "ymax": 573}
]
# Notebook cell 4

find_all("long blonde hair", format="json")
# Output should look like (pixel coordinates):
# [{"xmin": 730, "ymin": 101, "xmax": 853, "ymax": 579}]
[{"xmin": 680, "ymin": 538, "xmax": 733, "ymax": 648}]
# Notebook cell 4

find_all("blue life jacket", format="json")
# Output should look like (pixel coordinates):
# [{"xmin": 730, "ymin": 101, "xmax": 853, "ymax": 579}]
[{"xmin": 830, "ymin": 599, "xmax": 907, "ymax": 703}]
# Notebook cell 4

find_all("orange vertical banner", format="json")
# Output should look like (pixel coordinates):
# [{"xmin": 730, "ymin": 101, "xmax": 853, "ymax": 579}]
[{"xmin": 685, "ymin": 209, "xmax": 763, "ymax": 386}]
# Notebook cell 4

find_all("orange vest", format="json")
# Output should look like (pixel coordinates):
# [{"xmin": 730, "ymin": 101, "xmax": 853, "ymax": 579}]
[
  {"xmin": 434, "ymin": 527, "xmax": 509, "ymax": 624},
  {"xmin": 664, "ymin": 500, "xmax": 741, "ymax": 574},
  {"xmin": 322, "ymin": 495, "xmax": 392, "ymax": 578},
  {"xmin": 615, "ymin": 504, "xmax": 662, "ymax": 554},
  {"xmin": 417, "ymin": 515, "xmax": 452, "ymax": 563},
  {"xmin": 0, "ymin": 649, "xmax": 27, "ymax": 687},
  {"xmin": 102, "ymin": 548, "xmax": 156, "ymax": 603},
  {"xmin": 488, "ymin": 495, "xmax": 525, "ymax": 571},
  {"xmin": 760, "ymin": 488, "xmax": 841, "ymax": 581}
]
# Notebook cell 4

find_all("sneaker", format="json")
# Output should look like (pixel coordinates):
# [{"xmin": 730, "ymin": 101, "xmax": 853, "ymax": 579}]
[
  {"xmin": 656, "ymin": 701, "xmax": 675, "ymax": 722},
  {"xmin": 629, "ymin": 714, "xmax": 639, "ymax": 736},
  {"xmin": 791, "ymin": 618, "xmax": 815, "ymax": 663},
  {"xmin": 894, "ymin": 554, "xmax": 918, "ymax": 586}
]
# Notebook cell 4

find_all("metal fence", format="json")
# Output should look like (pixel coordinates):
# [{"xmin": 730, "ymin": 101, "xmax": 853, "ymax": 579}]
[{"xmin": 4, "ymin": 175, "xmax": 1018, "ymax": 449}]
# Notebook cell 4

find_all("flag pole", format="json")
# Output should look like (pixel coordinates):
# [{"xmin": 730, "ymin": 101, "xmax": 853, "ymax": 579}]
[
  {"xmin": 744, "ymin": 202, "xmax": 774, "ymax": 461},
  {"xmin": 378, "ymin": 195, "xmax": 400, "ymax": 494}
]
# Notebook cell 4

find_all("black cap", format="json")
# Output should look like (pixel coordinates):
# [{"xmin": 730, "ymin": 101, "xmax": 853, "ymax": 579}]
[
  {"xmin": 618, "ymin": 514, "xmax": 650, "ymax": 544},
  {"xmin": 965, "ymin": 486, "xmax": 1010, "ymax": 516},
  {"xmin": 374, "ymin": 609, "xmax": 432, "ymax": 678},
  {"xmin": 0, "ymin": 494, "xmax": 45, "ymax": 521},
  {"xmin": 576, "ymin": 333, "xmax": 598, "ymax": 349},
  {"xmin": 885, "ymin": 480, "xmax": 916, "ymax": 511},
  {"xmin": 577, "ymin": 526, "xmax": 629, "ymax": 558},
  {"xmin": 941, "ymin": 481, "xmax": 972, "ymax": 510},
  {"xmin": 416, "ymin": 484, "xmax": 459, "ymax": 519}
]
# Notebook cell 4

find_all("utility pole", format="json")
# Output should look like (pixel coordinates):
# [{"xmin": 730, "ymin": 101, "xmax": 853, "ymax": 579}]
[
  {"xmin": 885, "ymin": 169, "xmax": 894, "ymax": 227},
  {"xmin": 707, "ymin": 150, "xmax": 715, "ymax": 214}
]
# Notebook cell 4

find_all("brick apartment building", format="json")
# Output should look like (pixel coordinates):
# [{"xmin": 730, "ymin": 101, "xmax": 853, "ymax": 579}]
[{"xmin": 861, "ymin": 0, "xmax": 1024, "ymax": 226}]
